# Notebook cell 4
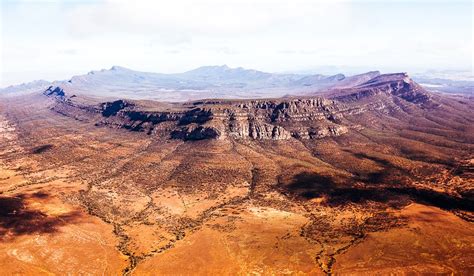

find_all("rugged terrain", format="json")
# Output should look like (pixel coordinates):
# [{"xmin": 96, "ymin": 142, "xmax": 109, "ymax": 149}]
[{"xmin": 0, "ymin": 71, "xmax": 473, "ymax": 275}]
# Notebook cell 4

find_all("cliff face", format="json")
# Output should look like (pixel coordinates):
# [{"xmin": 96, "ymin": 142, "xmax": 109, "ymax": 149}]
[
  {"xmin": 221, "ymin": 98, "xmax": 347, "ymax": 140},
  {"xmin": 332, "ymin": 73, "xmax": 431, "ymax": 105},
  {"xmin": 47, "ymin": 95, "xmax": 347, "ymax": 141},
  {"xmin": 228, "ymin": 119, "xmax": 292, "ymax": 140},
  {"xmin": 43, "ymin": 73, "xmax": 432, "ymax": 142}
]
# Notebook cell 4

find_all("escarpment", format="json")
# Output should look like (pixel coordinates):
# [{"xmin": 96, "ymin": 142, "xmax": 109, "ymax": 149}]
[
  {"xmin": 43, "ymin": 73, "xmax": 434, "ymax": 142},
  {"xmin": 330, "ymin": 73, "xmax": 431, "ymax": 105},
  {"xmin": 47, "ymin": 94, "xmax": 351, "ymax": 141}
]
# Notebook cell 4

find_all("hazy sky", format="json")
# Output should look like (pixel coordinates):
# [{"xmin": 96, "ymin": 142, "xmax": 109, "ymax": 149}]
[{"xmin": 1, "ymin": 0, "xmax": 472, "ymax": 86}]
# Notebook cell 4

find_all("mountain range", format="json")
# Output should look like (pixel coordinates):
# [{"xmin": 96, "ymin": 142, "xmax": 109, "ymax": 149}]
[
  {"xmin": 3, "ymin": 65, "xmax": 472, "ymax": 101},
  {"xmin": 1, "ymin": 65, "xmax": 384, "ymax": 101}
]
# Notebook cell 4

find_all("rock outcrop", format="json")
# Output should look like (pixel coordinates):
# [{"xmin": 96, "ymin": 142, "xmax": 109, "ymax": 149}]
[
  {"xmin": 102, "ymin": 100, "xmax": 132, "ymax": 117},
  {"xmin": 44, "ymin": 86, "xmax": 66, "ymax": 97},
  {"xmin": 228, "ymin": 119, "xmax": 291, "ymax": 140},
  {"xmin": 171, "ymin": 125, "xmax": 220, "ymax": 141},
  {"xmin": 292, "ymin": 125, "xmax": 349, "ymax": 139}
]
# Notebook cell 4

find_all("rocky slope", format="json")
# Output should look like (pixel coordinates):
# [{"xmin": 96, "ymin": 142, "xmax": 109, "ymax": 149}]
[{"xmin": 44, "ymin": 72, "xmax": 438, "ymax": 142}]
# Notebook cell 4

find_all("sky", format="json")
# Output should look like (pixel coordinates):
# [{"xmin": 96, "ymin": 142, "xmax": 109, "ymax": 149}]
[{"xmin": 0, "ymin": 0, "xmax": 472, "ymax": 87}]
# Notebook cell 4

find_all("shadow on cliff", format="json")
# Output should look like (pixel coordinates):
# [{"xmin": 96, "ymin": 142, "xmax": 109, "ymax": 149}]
[
  {"xmin": 0, "ymin": 193, "xmax": 82, "ymax": 240},
  {"xmin": 284, "ymin": 171, "xmax": 474, "ymax": 212}
]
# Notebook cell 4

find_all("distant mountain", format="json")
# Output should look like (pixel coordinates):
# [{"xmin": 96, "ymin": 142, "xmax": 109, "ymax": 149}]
[
  {"xmin": 290, "ymin": 73, "xmax": 345, "ymax": 88},
  {"xmin": 412, "ymin": 71, "xmax": 473, "ymax": 95},
  {"xmin": 177, "ymin": 65, "xmax": 305, "ymax": 89},
  {"xmin": 331, "ymin": 71, "xmax": 381, "ymax": 88},
  {"xmin": 34, "ymin": 65, "xmax": 357, "ymax": 101},
  {"xmin": 179, "ymin": 65, "xmax": 271, "ymax": 82},
  {"xmin": 68, "ymin": 65, "xmax": 211, "ymax": 90},
  {"xmin": 66, "ymin": 65, "xmax": 386, "ymax": 101},
  {"xmin": 0, "ymin": 80, "xmax": 50, "ymax": 95},
  {"xmin": 5, "ymin": 65, "xmax": 458, "ymax": 101}
]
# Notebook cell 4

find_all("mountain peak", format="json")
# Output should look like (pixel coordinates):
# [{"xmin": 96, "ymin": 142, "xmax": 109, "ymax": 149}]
[
  {"xmin": 360, "ymin": 72, "xmax": 411, "ymax": 86},
  {"xmin": 186, "ymin": 64, "xmax": 232, "ymax": 73},
  {"xmin": 181, "ymin": 65, "xmax": 270, "ymax": 82},
  {"xmin": 110, "ymin": 65, "xmax": 130, "ymax": 71}
]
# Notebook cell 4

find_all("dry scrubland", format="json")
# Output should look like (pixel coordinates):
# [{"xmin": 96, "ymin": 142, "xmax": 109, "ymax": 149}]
[{"xmin": 0, "ymin": 76, "xmax": 473, "ymax": 275}]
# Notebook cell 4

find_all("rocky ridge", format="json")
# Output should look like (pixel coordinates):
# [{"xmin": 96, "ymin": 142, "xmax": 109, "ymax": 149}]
[
  {"xmin": 47, "ymin": 95, "xmax": 350, "ymax": 141},
  {"xmin": 44, "ymin": 73, "xmax": 431, "ymax": 141}
]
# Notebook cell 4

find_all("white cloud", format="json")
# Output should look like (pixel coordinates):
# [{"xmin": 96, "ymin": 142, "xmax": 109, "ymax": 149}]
[
  {"xmin": 64, "ymin": 0, "xmax": 350, "ymax": 38},
  {"xmin": 1, "ymin": 0, "xmax": 472, "ymax": 86}
]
